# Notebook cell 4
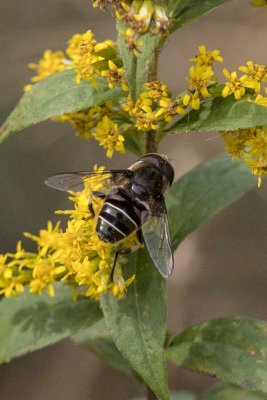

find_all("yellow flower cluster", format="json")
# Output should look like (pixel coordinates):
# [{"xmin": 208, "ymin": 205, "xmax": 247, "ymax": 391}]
[
  {"xmin": 183, "ymin": 45, "xmax": 223, "ymax": 110},
  {"xmin": 221, "ymin": 127, "xmax": 267, "ymax": 187},
  {"xmin": 26, "ymin": 30, "xmax": 126, "ymax": 89},
  {"xmin": 222, "ymin": 61, "xmax": 267, "ymax": 100},
  {"xmin": 251, "ymin": 0, "xmax": 267, "ymax": 6},
  {"xmin": 92, "ymin": 115, "xmax": 125, "ymax": 158},
  {"xmin": 101, "ymin": 60, "xmax": 128, "ymax": 91},
  {"xmin": 220, "ymin": 62, "xmax": 267, "ymax": 183},
  {"xmin": 123, "ymin": 80, "xmax": 186, "ymax": 131},
  {"xmin": 0, "ymin": 167, "xmax": 136, "ymax": 300},
  {"xmin": 255, "ymin": 89, "xmax": 267, "ymax": 107},
  {"xmin": 25, "ymin": 36, "xmax": 267, "ymax": 169},
  {"xmin": 24, "ymin": 50, "xmax": 67, "ymax": 91},
  {"xmin": 93, "ymin": 0, "xmax": 170, "ymax": 55},
  {"xmin": 55, "ymin": 103, "xmax": 112, "ymax": 141},
  {"xmin": 66, "ymin": 31, "xmax": 119, "ymax": 87},
  {"xmin": 123, "ymin": 45, "xmax": 224, "ymax": 131},
  {"xmin": 25, "ymin": 30, "xmax": 129, "ymax": 158}
]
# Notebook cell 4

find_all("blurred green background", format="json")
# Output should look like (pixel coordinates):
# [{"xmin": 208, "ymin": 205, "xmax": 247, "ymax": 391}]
[{"xmin": 0, "ymin": 0, "xmax": 267, "ymax": 398}]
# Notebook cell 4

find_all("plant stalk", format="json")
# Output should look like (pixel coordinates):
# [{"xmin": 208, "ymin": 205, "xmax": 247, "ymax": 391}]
[
  {"xmin": 145, "ymin": 130, "xmax": 158, "ymax": 153},
  {"xmin": 144, "ymin": 40, "xmax": 160, "ymax": 155},
  {"xmin": 143, "ymin": 38, "xmax": 160, "ymax": 400}
]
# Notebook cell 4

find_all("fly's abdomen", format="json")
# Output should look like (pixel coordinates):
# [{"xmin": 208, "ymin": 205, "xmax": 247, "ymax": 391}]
[{"xmin": 96, "ymin": 200, "xmax": 139, "ymax": 243}]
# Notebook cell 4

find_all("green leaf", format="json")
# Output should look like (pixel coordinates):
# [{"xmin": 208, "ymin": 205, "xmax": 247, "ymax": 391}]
[
  {"xmin": 165, "ymin": 316, "xmax": 267, "ymax": 393},
  {"xmin": 168, "ymin": 97, "xmax": 267, "ymax": 133},
  {"xmin": 197, "ymin": 382, "xmax": 267, "ymax": 400},
  {"xmin": 101, "ymin": 249, "xmax": 169, "ymax": 400},
  {"xmin": 0, "ymin": 70, "xmax": 125, "ymax": 144},
  {"xmin": 72, "ymin": 319, "xmax": 134, "ymax": 376},
  {"xmin": 166, "ymin": 153, "xmax": 257, "ymax": 249},
  {"xmin": 0, "ymin": 285, "xmax": 102, "ymax": 364},
  {"xmin": 117, "ymin": 22, "xmax": 165, "ymax": 99},
  {"xmin": 168, "ymin": 0, "xmax": 231, "ymax": 32},
  {"xmin": 124, "ymin": 129, "xmax": 146, "ymax": 156}
]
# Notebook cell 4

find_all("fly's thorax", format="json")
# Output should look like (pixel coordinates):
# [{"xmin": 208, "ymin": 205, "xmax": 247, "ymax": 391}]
[
  {"xmin": 128, "ymin": 154, "xmax": 174, "ymax": 197},
  {"xmin": 131, "ymin": 165, "xmax": 167, "ymax": 198}
]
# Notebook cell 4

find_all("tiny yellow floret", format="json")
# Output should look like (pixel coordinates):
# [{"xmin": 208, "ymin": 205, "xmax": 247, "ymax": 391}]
[{"xmin": 222, "ymin": 69, "xmax": 247, "ymax": 100}]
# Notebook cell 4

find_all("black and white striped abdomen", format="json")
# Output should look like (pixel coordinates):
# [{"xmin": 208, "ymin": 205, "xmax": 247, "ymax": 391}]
[{"xmin": 96, "ymin": 197, "xmax": 140, "ymax": 243}]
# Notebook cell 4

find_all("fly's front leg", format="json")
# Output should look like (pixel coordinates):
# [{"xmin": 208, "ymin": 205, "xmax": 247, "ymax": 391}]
[{"xmin": 86, "ymin": 191, "xmax": 106, "ymax": 220}]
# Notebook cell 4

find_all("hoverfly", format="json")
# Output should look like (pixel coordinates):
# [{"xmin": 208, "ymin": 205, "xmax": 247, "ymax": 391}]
[{"xmin": 45, "ymin": 153, "xmax": 174, "ymax": 278}]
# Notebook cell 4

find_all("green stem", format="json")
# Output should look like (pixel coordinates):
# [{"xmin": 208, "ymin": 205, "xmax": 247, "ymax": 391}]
[
  {"xmin": 145, "ymin": 41, "xmax": 160, "ymax": 155},
  {"xmin": 144, "ymin": 36, "xmax": 161, "ymax": 400},
  {"xmin": 145, "ymin": 130, "xmax": 158, "ymax": 153}
]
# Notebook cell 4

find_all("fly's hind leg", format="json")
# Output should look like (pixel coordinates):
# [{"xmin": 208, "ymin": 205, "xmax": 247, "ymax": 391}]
[
  {"xmin": 136, "ymin": 228, "xmax": 143, "ymax": 244},
  {"xmin": 86, "ymin": 191, "xmax": 106, "ymax": 219},
  {"xmin": 111, "ymin": 245, "xmax": 141, "ymax": 281}
]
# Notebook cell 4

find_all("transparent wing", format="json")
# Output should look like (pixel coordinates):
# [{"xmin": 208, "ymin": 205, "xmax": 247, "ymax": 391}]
[
  {"xmin": 141, "ymin": 201, "xmax": 174, "ymax": 278},
  {"xmin": 45, "ymin": 170, "xmax": 132, "ymax": 193}
]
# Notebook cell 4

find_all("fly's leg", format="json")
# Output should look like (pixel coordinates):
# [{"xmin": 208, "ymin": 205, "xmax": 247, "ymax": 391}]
[
  {"xmin": 136, "ymin": 228, "xmax": 143, "ymax": 244},
  {"xmin": 86, "ymin": 191, "xmax": 106, "ymax": 220},
  {"xmin": 111, "ymin": 245, "xmax": 141, "ymax": 281}
]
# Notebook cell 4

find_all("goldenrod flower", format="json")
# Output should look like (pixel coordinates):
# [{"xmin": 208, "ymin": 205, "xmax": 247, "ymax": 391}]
[
  {"xmin": 101, "ymin": 60, "xmax": 128, "ymax": 91},
  {"xmin": 25, "ymin": 50, "xmax": 66, "ymax": 90},
  {"xmin": 255, "ymin": 93, "xmax": 267, "ymax": 107},
  {"xmin": 120, "ymin": 28, "xmax": 143, "ymax": 56},
  {"xmin": 123, "ymin": 80, "xmax": 184, "ymax": 129},
  {"xmin": 111, "ymin": 266, "xmax": 135, "ymax": 298},
  {"xmin": 94, "ymin": 0, "xmax": 126, "ymax": 10},
  {"xmin": 133, "ymin": 0, "xmax": 155, "ymax": 34},
  {"xmin": 24, "ymin": 221, "xmax": 62, "ymax": 256},
  {"xmin": 239, "ymin": 61, "xmax": 267, "ymax": 93},
  {"xmin": 55, "ymin": 102, "xmax": 112, "ymax": 141},
  {"xmin": 143, "ymin": 81, "xmax": 169, "ymax": 101},
  {"xmin": 222, "ymin": 69, "xmax": 248, "ymax": 100},
  {"xmin": 25, "ymin": 29, "xmax": 119, "ymax": 92},
  {"xmin": 123, "ymin": 95, "xmax": 136, "ymax": 116},
  {"xmin": 187, "ymin": 65, "xmax": 214, "ymax": 98},
  {"xmin": 124, "ymin": 89, "xmax": 159, "ymax": 131},
  {"xmin": 182, "ymin": 90, "xmax": 201, "ymax": 110},
  {"xmin": 66, "ymin": 30, "xmax": 96, "ymax": 62},
  {"xmin": 191, "ymin": 45, "xmax": 223, "ymax": 66},
  {"xmin": 135, "ymin": 112, "xmax": 159, "ymax": 131},
  {"xmin": 115, "ymin": 0, "xmax": 169, "ymax": 43},
  {"xmin": 221, "ymin": 127, "xmax": 267, "ymax": 186},
  {"xmin": 155, "ymin": 98, "xmax": 187, "ymax": 122},
  {"xmin": 66, "ymin": 30, "xmax": 117, "ymax": 86},
  {"xmin": 116, "ymin": 0, "xmax": 153, "ymax": 34},
  {"xmin": 251, "ymin": 0, "xmax": 267, "ymax": 6},
  {"xmin": 92, "ymin": 116, "xmax": 125, "ymax": 158}
]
